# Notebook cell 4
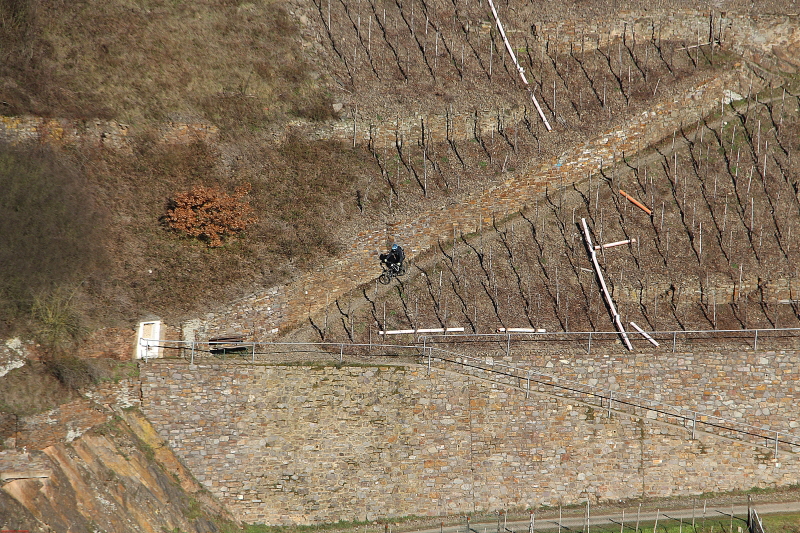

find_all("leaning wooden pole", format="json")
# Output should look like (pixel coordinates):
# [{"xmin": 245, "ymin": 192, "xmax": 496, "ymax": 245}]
[
  {"xmin": 487, "ymin": 0, "xmax": 552, "ymax": 131},
  {"xmin": 619, "ymin": 189, "xmax": 652, "ymax": 215},
  {"xmin": 581, "ymin": 217, "xmax": 633, "ymax": 350}
]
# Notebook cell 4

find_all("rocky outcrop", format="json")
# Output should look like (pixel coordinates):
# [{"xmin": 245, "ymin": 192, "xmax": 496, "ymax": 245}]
[{"xmin": 1, "ymin": 396, "xmax": 237, "ymax": 532}]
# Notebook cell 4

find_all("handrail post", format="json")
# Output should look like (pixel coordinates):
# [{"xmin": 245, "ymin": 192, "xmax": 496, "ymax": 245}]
[
  {"xmin": 340, "ymin": 344, "xmax": 344, "ymax": 363},
  {"xmin": 506, "ymin": 333, "xmax": 511, "ymax": 358},
  {"xmin": 191, "ymin": 340, "xmax": 195, "ymax": 365},
  {"xmin": 754, "ymin": 329, "xmax": 759, "ymax": 351},
  {"xmin": 608, "ymin": 390, "xmax": 613, "ymax": 418},
  {"xmin": 424, "ymin": 338, "xmax": 430, "ymax": 374},
  {"xmin": 672, "ymin": 331, "xmax": 677, "ymax": 353},
  {"xmin": 587, "ymin": 331, "xmax": 592, "ymax": 354},
  {"xmin": 252, "ymin": 342, "xmax": 256, "ymax": 363},
  {"xmin": 526, "ymin": 370, "xmax": 530, "ymax": 399},
  {"xmin": 775, "ymin": 430, "xmax": 779, "ymax": 458},
  {"xmin": 692, "ymin": 411, "xmax": 697, "ymax": 440}
]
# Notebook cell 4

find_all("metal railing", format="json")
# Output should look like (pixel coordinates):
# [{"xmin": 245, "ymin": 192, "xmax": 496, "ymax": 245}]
[
  {"xmin": 420, "ymin": 345, "xmax": 800, "ymax": 457},
  {"xmin": 415, "ymin": 327, "xmax": 800, "ymax": 355},
  {"xmin": 138, "ymin": 327, "xmax": 800, "ymax": 364},
  {"xmin": 137, "ymin": 338, "xmax": 422, "ymax": 364},
  {"xmin": 137, "ymin": 327, "xmax": 800, "ymax": 456}
]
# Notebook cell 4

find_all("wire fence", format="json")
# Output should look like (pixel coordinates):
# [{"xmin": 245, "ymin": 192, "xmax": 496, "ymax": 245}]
[
  {"xmin": 138, "ymin": 338, "xmax": 422, "ymax": 365},
  {"xmin": 414, "ymin": 327, "xmax": 800, "ymax": 356},
  {"xmin": 139, "ymin": 327, "xmax": 800, "ymax": 364}
]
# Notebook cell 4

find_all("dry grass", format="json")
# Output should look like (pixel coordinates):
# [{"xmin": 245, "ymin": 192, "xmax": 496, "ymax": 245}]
[
  {"xmin": 0, "ymin": 143, "xmax": 109, "ymax": 339},
  {"xmin": 0, "ymin": 0, "xmax": 332, "ymax": 125}
]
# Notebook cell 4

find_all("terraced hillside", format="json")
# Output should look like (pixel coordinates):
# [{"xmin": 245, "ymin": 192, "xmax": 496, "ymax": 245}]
[
  {"xmin": 186, "ymin": 7, "xmax": 800, "ymax": 350},
  {"xmin": 4, "ymin": 1, "xmax": 800, "ymax": 530}
]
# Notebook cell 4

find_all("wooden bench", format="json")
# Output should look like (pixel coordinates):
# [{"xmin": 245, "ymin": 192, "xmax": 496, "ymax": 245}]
[{"xmin": 208, "ymin": 335, "xmax": 249, "ymax": 356}]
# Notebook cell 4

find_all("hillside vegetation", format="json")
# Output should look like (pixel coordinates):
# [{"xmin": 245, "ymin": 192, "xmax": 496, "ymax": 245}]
[
  {"xmin": 1, "ymin": 0, "xmax": 799, "ymax": 350},
  {"xmin": 0, "ymin": 0, "xmax": 378, "ymax": 343},
  {"xmin": 3, "ymin": 0, "xmax": 800, "ymax": 530}
]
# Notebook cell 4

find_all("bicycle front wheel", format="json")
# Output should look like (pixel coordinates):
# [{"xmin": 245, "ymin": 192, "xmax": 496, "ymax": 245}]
[{"xmin": 378, "ymin": 272, "xmax": 392, "ymax": 285}]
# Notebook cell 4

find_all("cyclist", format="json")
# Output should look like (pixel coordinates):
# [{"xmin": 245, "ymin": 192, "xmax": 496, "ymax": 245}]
[{"xmin": 380, "ymin": 243, "xmax": 405, "ymax": 273}]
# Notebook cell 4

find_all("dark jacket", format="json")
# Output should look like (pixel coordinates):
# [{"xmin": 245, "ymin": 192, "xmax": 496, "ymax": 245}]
[{"xmin": 380, "ymin": 246, "xmax": 405, "ymax": 267}]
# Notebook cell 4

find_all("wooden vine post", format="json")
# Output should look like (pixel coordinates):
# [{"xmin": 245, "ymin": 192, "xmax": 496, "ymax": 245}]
[
  {"xmin": 486, "ymin": 0, "xmax": 552, "ymax": 131},
  {"xmin": 581, "ymin": 217, "xmax": 633, "ymax": 350},
  {"xmin": 619, "ymin": 189, "xmax": 652, "ymax": 215}
]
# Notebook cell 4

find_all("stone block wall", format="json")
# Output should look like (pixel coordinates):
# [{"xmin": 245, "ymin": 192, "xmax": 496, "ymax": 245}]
[
  {"xmin": 528, "ymin": 11, "xmax": 800, "ymax": 66},
  {"xmin": 0, "ymin": 116, "xmax": 217, "ymax": 149},
  {"xmin": 450, "ymin": 348, "xmax": 800, "ymax": 432},
  {"xmin": 183, "ymin": 285, "xmax": 289, "ymax": 343},
  {"xmin": 140, "ymin": 351, "xmax": 800, "ymax": 525}
]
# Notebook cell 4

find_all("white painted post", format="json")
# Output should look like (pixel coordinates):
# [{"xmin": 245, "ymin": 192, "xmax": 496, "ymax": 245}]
[
  {"xmin": 486, "ymin": 0, "xmax": 551, "ymax": 131},
  {"xmin": 630, "ymin": 321, "xmax": 659, "ymax": 347},
  {"xmin": 425, "ymin": 338, "xmax": 430, "ymax": 374},
  {"xmin": 580, "ymin": 218, "xmax": 632, "ymax": 350},
  {"xmin": 526, "ymin": 370, "xmax": 530, "ymax": 398}
]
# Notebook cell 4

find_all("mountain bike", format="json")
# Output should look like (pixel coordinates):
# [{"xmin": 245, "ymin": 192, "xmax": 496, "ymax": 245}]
[{"xmin": 378, "ymin": 262, "xmax": 407, "ymax": 285}]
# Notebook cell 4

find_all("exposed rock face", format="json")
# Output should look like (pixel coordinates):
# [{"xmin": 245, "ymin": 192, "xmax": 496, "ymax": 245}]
[{"xmin": 1, "ymin": 408, "xmax": 236, "ymax": 533}]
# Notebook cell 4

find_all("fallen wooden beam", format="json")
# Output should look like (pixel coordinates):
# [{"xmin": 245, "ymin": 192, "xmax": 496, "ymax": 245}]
[
  {"xmin": 379, "ymin": 327, "xmax": 464, "ymax": 335},
  {"xmin": 619, "ymin": 189, "xmax": 652, "ymax": 215},
  {"xmin": 630, "ymin": 321, "xmax": 660, "ymax": 347},
  {"xmin": 677, "ymin": 41, "xmax": 718, "ymax": 51},
  {"xmin": 487, "ymin": 0, "xmax": 552, "ymax": 132},
  {"xmin": 595, "ymin": 238, "xmax": 636, "ymax": 250},
  {"xmin": 581, "ymin": 218, "xmax": 633, "ymax": 351}
]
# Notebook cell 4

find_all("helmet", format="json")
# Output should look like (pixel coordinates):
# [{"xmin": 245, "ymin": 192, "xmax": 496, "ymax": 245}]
[{"xmin": 391, "ymin": 244, "xmax": 399, "ymax": 251}]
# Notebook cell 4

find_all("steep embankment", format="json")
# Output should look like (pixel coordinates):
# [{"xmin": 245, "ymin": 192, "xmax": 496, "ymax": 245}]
[{"xmin": 1, "ymin": 384, "xmax": 237, "ymax": 533}]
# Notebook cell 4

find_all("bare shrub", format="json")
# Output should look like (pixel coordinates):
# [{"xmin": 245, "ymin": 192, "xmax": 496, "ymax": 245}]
[
  {"xmin": 0, "ymin": 143, "xmax": 108, "ymax": 338},
  {"xmin": 164, "ymin": 183, "xmax": 256, "ymax": 247},
  {"xmin": 31, "ymin": 286, "xmax": 85, "ymax": 353},
  {"xmin": 42, "ymin": 354, "xmax": 95, "ymax": 390}
]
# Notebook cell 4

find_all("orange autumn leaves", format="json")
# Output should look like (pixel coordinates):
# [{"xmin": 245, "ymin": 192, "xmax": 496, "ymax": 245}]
[{"xmin": 165, "ymin": 184, "xmax": 256, "ymax": 247}]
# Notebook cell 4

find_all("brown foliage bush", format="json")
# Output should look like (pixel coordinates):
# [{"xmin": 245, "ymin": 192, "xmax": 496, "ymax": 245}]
[{"xmin": 164, "ymin": 184, "xmax": 256, "ymax": 247}]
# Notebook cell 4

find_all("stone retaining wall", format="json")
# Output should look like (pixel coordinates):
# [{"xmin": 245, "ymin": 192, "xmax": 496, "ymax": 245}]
[
  {"xmin": 0, "ymin": 116, "xmax": 218, "ymax": 149},
  {"xmin": 140, "ymin": 351, "xmax": 800, "ymax": 525}
]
